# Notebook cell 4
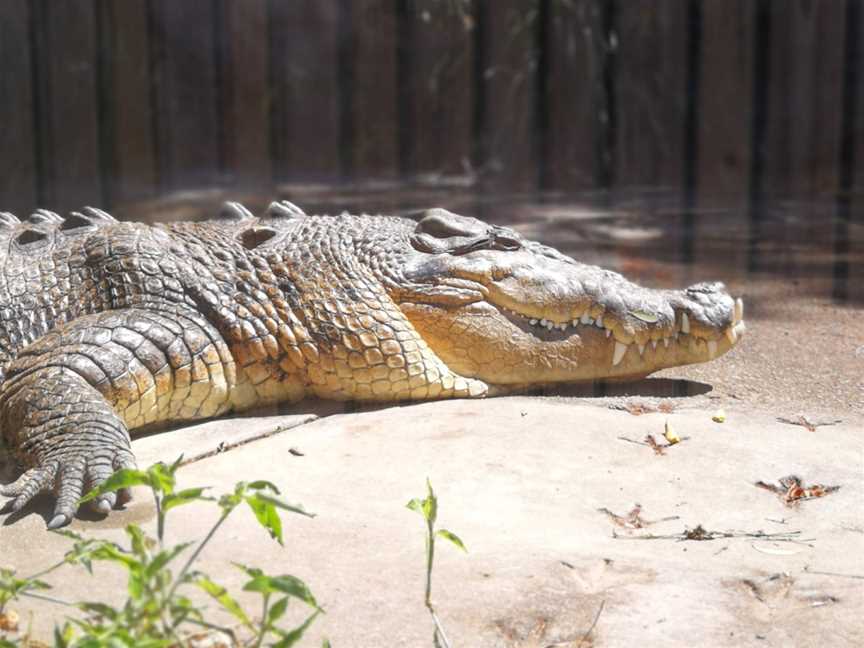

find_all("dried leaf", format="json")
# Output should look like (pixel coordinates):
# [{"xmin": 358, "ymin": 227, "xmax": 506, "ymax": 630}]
[{"xmin": 663, "ymin": 421, "xmax": 680, "ymax": 444}]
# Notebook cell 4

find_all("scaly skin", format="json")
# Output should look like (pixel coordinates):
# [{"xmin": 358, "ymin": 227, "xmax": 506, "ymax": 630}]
[{"xmin": 0, "ymin": 202, "xmax": 744, "ymax": 528}]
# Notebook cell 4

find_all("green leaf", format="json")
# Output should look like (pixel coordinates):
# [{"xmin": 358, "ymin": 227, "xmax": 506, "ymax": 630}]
[
  {"xmin": 126, "ymin": 524, "xmax": 154, "ymax": 558},
  {"xmin": 77, "ymin": 601, "xmax": 120, "ymax": 621},
  {"xmin": 53, "ymin": 622, "xmax": 76, "ymax": 648},
  {"xmin": 322, "ymin": 640, "xmax": 332, "ymax": 648},
  {"xmin": 243, "ymin": 574, "xmax": 319, "ymax": 610},
  {"xmin": 169, "ymin": 594, "xmax": 204, "ymax": 626},
  {"xmin": 168, "ymin": 454, "xmax": 185, "ymax": 473},
  {"xmin": 146, "ymin": 462, "xmax": 177, "ymax": 495},
  {"xmin": 233, "ymin": 563, "xmax": 264, "ymax": 580},
  {"xmin": 245, "ymin": 493, "xmax": 284, "ymax": 545},
  {"xmin": 143, "ymin": 542, "xmax": 194, "ymax": 581},
  {"xmin": 218, "ymin": 492, "xmax": 243, "ymax": 514},
  {"xmin": 248, "ymin": 480, "xmax": 281, "ymax": 493},
  {"xmin": 162, "ymin": 487, "xmax": 211, "ymax": 513},
  {"xmin": 272, "ymin": 610, "xmax": 322, "ymax": 648},
  {"xmin": 424, "ymin": 479, "xmax": 437, "ymax": 525},
  {"xmin": 407, "ymin": 479, "xmax": 438, "ymax": 524},
  {"xmin": 78, "ymin": 468, "xmax": 150, "ymax": 504},
  {"xmin": 90, "ymin": 543, "xmax": 139, "ymax": 569},
  {"xmin": 436, "ymin": 529, "xmax": 467, "ymax": 553},
  {"xmin": 196, "ymin": 576, "xmax": 253, "ymax": 630},
  {"xmin": 254, "ymin": 492, "xmax": 315, "ymax": 518},
  {"xmin": 267, "ymin": 596, "xmax": 290, "ymax": 625}
]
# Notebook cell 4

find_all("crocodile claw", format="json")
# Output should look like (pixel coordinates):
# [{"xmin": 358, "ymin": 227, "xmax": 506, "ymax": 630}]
[{"xmin": 47, "ymin": 513, "xmax": 71, "ymax": 530}]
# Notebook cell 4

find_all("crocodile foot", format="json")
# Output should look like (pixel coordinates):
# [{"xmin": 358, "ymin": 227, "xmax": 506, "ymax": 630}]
[{"xmin": 1, "ymin": 448, "xmax": 136, "ymax": 528}]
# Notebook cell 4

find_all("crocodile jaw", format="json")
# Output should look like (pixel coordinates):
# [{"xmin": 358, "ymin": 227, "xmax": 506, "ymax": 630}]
[
  {"xmin": 398, "ymin": 241, "xmax": 744, "ymax": 385},
  {"xmin": 400, "ymin": 294, "xmax": 744, "ymax": 385}
]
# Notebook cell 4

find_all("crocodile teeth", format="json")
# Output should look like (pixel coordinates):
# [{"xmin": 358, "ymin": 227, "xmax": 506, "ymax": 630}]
[
  {"xmin": 572, "ymin": 319, "xmax": 579, "ymax": 326},
  {"xmin": 557, "ymin": 322, "xmax": 567, "ymax": 331},
  {"xmin": 680, "ymin": 313, "xmax": 690, "ymax": 334},
  {"xmin": 580, "ymin": 313, "xmax": 593, "ymax": 325},
  {"xmin": 707, "ymin": 340, "xmax": 718, "ymax": 358},
  {"xmin": 530, "ymin": 319, "xmax": 538, "ymax": 325},
  {"xmin": 734, "ymin": 298, "xmax": 744, "ymax": 323},
  {"xmin": 605, "ymin": 328, "xmax": 612, "ymax": 338},
  {"xmin": 595, "ymin": 316, "xmax": 603, "ymax": 328},
  {"xmin": 651, "ymin": 339, "xmax": 657, "ymax": 350},
  {"xmin": 637, "ymin": 343, "xmax": 645, "ymax": 356},
  {"xmin": 612, "ymin": 341, "xmax": 628, "ymax": 366},
  {"xmin": 663, "ymin": 337, "xmax": 670, "ymax": 348},
  {"xmin": 725, "ymin": 327, "xmax": 738, "ymax": 344}
]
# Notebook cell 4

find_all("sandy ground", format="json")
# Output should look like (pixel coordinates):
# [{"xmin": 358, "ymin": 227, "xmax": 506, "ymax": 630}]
[{"xmin": 1, "ymin": 399, "xmax": 862, "ymax": 647}]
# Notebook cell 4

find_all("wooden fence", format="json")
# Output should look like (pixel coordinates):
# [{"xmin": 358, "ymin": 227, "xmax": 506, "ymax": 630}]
[{"xmin": 0, "ymin": 1, "xmax": 860, "ymax": 264}]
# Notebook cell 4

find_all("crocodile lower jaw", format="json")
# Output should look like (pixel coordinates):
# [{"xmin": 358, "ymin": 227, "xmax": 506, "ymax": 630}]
[{"xmin": 495, "ymin": 297, "xmax": 745, "ymax": 368}]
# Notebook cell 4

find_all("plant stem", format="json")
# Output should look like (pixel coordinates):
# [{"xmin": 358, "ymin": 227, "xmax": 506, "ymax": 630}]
[
  {"xmin": 20, "ymin": 591, "xmax": 76, "ymax": 608},
  {"xmin": 425, "ymin": 518, "xmax": 434, "ymax": 607},
  {"xmin": 165, "ymin": 511, "xmax": 230, "ymax": 605},
  {"xmin": 254, "ymin": 593, "xmax": 271, "ymax": 648},
  {"xmin": 154, "ymin": 491, "xmax": 164, "ymax": 547},
  {"xmin": 27, "ymin": 559, "xmax": 68, "ymax": 581}
]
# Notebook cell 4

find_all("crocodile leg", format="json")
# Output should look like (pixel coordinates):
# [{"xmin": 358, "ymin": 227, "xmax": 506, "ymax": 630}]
[{"xmin": 0, "ymin": 307, "xmax": 236, "ymax": 528}]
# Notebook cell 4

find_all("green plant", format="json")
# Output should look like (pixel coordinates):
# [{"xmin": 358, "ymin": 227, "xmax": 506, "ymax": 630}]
[
  {"xmin": 406, "ymin": 479, "xmax": 466, "ymax": 648},
  {"xmin": 0, "ymin": 457, "xmax": 327, "ymax": 647}
]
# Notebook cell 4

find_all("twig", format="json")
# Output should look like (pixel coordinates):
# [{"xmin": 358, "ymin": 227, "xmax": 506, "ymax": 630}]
[
  {"xmin": 576, "ymin": 599, "xmax": 605, "ymax": 647},
  {"xmin": 776, "ymin": 416, "xmax": 842, "ymax": 431},
  {"xmin": 612, "ymin": 526, "xmax": 812, "ymax": 544},
  {"xmin": 803, "ymin": 566, "xmax": 864, "ymax": 580},
  {"xmin": 431, "ymin": 609, "xmax": 452, "ymax": 648}
]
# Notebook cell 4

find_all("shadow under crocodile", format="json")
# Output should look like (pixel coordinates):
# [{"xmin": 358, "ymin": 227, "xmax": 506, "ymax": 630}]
[{"xmin": 1, "ymin": 377, "xmax": 711, "ymax": 528}]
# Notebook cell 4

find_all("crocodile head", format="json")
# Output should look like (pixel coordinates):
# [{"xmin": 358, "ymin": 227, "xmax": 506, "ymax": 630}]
[{"xmin": 390, "ymin": 208, "xmax": 744, "ymax": 386}]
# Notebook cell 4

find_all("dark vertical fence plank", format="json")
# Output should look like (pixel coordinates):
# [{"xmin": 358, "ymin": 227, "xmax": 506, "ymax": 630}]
[
  {"xmin": 399, "ymin": 1, "xmax": 475, "ymax": 179},
  {"xmin": 614, "ymin": 1, "xmax": 688, "ymax": 193},
  {"xmin": 477, "ymin": 0, "xmax": 539, "ymax": 190},
  {"xmin": 545, "ymin": 0, "xmax": 605, "ymax": 191},
  {"xmin": 347, "ymin": 0, "xmax": 399, "ymax": 179},
  {"xmin": 692, "ymin": 0, "xmax": 754, "ymax": 282},
  {"xmin": 613, "ymin": 0, "xmax": 689, "ymax": 267},
  {"xmin": 759, "ymin": 1, "xmax": 845, "ymax": 293},
  {"xmin": 696, "ymin": 1, "xmax": 753, "ymax": 203},
  {"xmin": 224, "ymin": 0, "xmax": 271, "ymax": 188},
  {"xmin": 762, "ymin": 1, "xmax": 845, "ymax": 200},
  {"xmin": 108, "ymin": 0, "xmax": 158, "ymax": 206},
  {"xmin": 846, "ymin": 0, "xmax": 864, "ymax": 304},
  {"xmin": 43, "ymin": 0, "xmax": 103, "ymax": 211},
  {"xmin": 0, "ymin": 1, "xmax": 38, "ymax": 213},
  {"xmin": 269, "ymin": 0, "xmax": 341, "ymax": 182},
  {"xmin": 151, "ymin": 0, "xmax": 222, "ymax": 191}
]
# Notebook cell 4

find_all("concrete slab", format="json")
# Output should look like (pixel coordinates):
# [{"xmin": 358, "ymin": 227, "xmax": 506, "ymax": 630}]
[{"xmin": 2, "ymin": 398, "xmax": 862, "ymax": 647}]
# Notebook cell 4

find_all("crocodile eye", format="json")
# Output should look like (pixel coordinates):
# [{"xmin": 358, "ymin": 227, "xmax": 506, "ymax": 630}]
[{"xmin": 491, "ymin": 229, "xmax": 522, "ymax": 251}]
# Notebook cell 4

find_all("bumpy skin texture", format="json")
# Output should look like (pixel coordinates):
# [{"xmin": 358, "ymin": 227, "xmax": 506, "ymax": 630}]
[{"xmin": 0, "ymin": 202, "xmax": 744, "ymax": 527}]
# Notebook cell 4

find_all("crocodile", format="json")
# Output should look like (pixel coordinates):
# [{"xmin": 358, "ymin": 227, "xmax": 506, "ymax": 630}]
[{"xmin": 0, "ymin": 202, "xmax": 744, "ymax": 528}]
